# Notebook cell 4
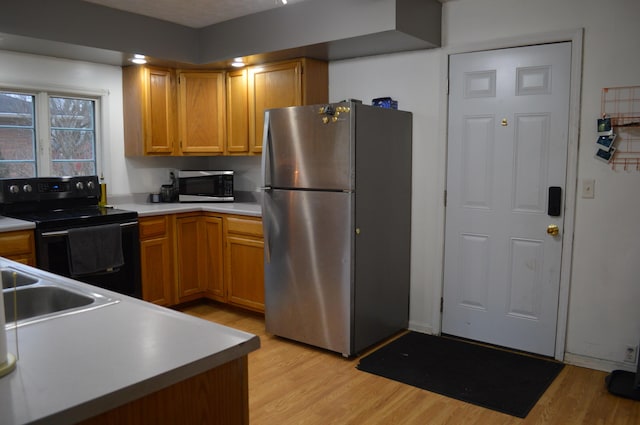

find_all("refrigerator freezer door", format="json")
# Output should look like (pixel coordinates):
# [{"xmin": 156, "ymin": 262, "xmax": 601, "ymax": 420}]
[
  {"xmin": 265, "ymin": 104, "xmax": 353, "ymax": 191},
  {"xmin": 263, "ymin": 188, "xmax": 353, "ymax": 355}
]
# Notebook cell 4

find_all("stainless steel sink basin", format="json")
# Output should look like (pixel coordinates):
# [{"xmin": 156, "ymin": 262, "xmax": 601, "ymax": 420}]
[
  {"xmin": 1, "ymin": 268, "xmax": 39, "ymax": 289},
  {"xmin": 4, "ymin": 286, "xmax": 93, "ymax": 322},
  {"xmin": 2, "ymin": 267, "xmax": 119, "ymax": 328}
]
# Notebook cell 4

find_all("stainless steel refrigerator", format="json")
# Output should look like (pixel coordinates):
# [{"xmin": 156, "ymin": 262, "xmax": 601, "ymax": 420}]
[{"xmin": 261, "ymin": 101, "xmax": 412, "ymax": 357}]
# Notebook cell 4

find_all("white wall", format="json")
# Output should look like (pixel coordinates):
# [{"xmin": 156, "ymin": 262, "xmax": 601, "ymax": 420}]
[
  {"xmin": 329, "ymin": 50, "xmax": 443, "ymax": 334},
  {"xmin": 331, "ymin": 0, "xmax": 640, "ymax": 370}
]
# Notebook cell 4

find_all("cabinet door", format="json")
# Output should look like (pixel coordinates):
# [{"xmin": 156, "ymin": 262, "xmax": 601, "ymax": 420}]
[
  {"xmin": 146, "ymin": 67, "xmax": 177, "ymax": 154},
  {"xmin": 178, "ymin": 71, "xmax": 226, "ymax": 155},
  {"xmin": 226, "ymin": 235, "xmax": 265, "ymax": 312},
  {"xmin": 175, "ymin": 215, "xmax": 207, "ymax": 302},
  {"xmin": 139, "ymin": 216, "xmax": 174, "ymax": 306},
  {"xmin": 225, "ymin": 217, "xmax": 265, "ymax": 313},
  {"xmin": 0, "ymin": 230, "xmax": 35, "ymax": 266},
  {"xmin": 248, "ymin": 61, "xmax": 302, "ymax": 154},
  {"xmin": 226, "ymin": 69, "xmax": 249, "ymax": 154},
  {"xmin": 123, "ymin": 66, "xmax": 176, "ymax": 156},
  {"xmin": 203, "ymin": 215, "xmax": 225, "ymax": 301}
]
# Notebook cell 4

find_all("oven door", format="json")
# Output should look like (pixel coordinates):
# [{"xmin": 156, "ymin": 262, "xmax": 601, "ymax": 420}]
[{"xmin": 35, "ymin": 221, "xmax": 142, "ymax": 299}]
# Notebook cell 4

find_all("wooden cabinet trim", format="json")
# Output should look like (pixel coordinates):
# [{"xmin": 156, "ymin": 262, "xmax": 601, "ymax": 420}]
[
  {"xmin": 139, "ymin": 216, "xmax": 168, "ymax": 239},
  {"xmin": 226, "ymin": 216, "xmax": 263, "ymax": 237}
]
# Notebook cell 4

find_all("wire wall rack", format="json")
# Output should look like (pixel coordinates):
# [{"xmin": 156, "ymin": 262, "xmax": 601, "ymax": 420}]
[{"xmin": 601, "ymin": 86, "xmax": 640, "ymax": 170}]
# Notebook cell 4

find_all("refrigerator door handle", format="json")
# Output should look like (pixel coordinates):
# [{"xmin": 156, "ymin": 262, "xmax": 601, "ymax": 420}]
[
  {"xmin": 261, "ymin": 110, "xmax": 272, "ymax": 264},
  {"xmin": 261, "ymin": 110, "xmax": 272, "ymax": 189},
  {"xmin": 262, "ymin": 189, "xmax": 272, "ymax": 264}
]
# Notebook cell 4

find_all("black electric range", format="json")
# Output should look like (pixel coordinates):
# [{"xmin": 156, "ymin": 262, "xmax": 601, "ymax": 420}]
[{"xmin": 0, "ymin": 176, "xmax": 142, "ymax": 298}]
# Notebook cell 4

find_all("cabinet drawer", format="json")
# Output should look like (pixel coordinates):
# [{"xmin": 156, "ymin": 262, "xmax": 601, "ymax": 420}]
[
  {"xmin": 226, "ymin": 217, "xmax": 263, "ymax": 237},
  {"xmin": 139, "ymin": 216, "xmax": 168, "ymax": 239},
  {"xmin": 0, "ymin": 230, "xmax": 34, "ymax": 256}
]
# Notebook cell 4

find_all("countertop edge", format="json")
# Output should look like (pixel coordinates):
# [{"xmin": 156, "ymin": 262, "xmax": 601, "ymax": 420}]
[
  {"xmin": 51, "ymin": 335, "xmax": 261, "ymax": 425},
  {"xmin": 0, "ymin": 201, "xmax": 262, "ymax": 233}
]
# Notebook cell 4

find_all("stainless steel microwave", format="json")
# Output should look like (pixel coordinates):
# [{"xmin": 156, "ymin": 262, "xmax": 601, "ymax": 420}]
[{"xmin": 178, "ymin": 170, "xmax": 234, "ymax": 202}]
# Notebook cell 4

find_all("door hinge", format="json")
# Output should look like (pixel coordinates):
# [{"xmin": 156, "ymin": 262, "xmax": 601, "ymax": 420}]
[
  {"xmin": 440, "ymin": 297, "xmax": 444, "ymax": 313},
  {"xmin": 444, "ymin": 190, "xmax": 447, "ymax": 207}
]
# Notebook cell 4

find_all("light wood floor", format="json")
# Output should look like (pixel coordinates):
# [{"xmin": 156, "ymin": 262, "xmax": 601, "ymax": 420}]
[{"xmin": 181, "ymin": 302, "xmax": 640, "ymax": 425}]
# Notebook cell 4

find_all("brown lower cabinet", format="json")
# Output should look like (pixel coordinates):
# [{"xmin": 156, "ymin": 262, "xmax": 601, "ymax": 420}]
[
  {"xmin": 225, "ymin": 216, "xmax": 265, "ymax": 312},
  {"xmin": 139, "ymin": 213, "xmax": 264, "ymax": 312},
  {"xmin": 0, "ymin": 229, "xmax": 36, "ymax": 266}
]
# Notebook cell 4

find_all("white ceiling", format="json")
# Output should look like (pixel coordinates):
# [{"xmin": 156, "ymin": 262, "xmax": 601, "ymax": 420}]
[{"xmin": 82, "ymin": 0, "xmax": 312, "ymax": 28}]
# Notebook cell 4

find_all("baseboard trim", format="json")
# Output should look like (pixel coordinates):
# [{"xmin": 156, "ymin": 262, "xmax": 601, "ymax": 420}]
[
  {"xmin": 408, "ymin": 321, "xmax": 433, "ymax": 334},
  {"xmin": 564, "ymin": 352, "xmax": 637, "ymax": 373}
]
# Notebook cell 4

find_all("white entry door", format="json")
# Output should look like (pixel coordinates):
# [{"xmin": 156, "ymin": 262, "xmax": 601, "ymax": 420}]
[{"xmin": 442, "ymin": 42, "xmax": 571, "ymax": 357}]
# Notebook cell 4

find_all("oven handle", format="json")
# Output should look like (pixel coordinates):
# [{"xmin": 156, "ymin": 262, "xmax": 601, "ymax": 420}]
[{"xmin": 40, "ymin": 221, "xmax": 138, "ymax": 238}]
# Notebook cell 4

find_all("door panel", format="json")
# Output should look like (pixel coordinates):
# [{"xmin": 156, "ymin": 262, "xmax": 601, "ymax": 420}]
[
  {"xmin": 265, "ymin": 104, "xmax": 353, "ymax": 191},
  {"xmin": 263, "ymin": 189, "xmax": 353, "ymax": 354},
  {"xmin": 443, "ymin": 42, "xmax": 571, "ymax": 356}
]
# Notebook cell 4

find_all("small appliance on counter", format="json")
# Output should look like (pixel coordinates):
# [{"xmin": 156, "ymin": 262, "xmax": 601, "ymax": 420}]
[
  {"xmin": 178, "ymin": 170, "xmax": 234, "ymax": 202},
  {"xmin": 149, "ymin": 171, "xmax": 178, "ymax": 203}
]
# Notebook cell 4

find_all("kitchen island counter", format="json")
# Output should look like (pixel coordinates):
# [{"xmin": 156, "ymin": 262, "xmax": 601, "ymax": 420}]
[{"xmin": 0, "ymin": 258, "xmax": 260, "ymax": 425}]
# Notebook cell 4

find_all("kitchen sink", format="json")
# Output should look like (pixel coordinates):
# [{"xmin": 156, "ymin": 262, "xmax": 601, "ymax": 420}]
[
  {"xmin": 2, "ymin": 267, "xmax": 119, "ymax": 328},
  {"xmin": 4, "ymin": 286, "xmax": 94, "ymax": 322},
  {"xmin": 1, "ymin": 268, "xmax": 39, "ymax": 289}
]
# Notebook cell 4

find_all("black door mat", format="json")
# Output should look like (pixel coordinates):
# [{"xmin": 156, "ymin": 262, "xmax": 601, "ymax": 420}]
[
  {"xmin": 606, "ymin": 370, "xmax": 640, "ymax": 400},
  {"xmin": 356, "ymin": 332, "xmax": 564, "ymax": 418}
]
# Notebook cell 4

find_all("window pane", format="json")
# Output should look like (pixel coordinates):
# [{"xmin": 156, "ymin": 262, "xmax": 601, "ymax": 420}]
[
  {"xmin": 49, "ymin": 97, "xmax": 94, "ymax": 129},
  {"xmin": 51, "ymin": 130, "xmax": 95, "ymax": 159},
  {"xmin": 49, "ymin": 96, "xmax": 96, "ymax": 176},
  {"xmin": 0, "ymin": 92, "xmax": 36, "ymax": 178},
  {"xmin": 0, "ymin": 162, "xmax": 36, "ymax": 178},
  {"xmin": 0, "ymin": 93, "xmax": 34, "ymax": 126},
  {"xmin": 51, "ymin": 161, "xmax": 95, "ymax": 177}
]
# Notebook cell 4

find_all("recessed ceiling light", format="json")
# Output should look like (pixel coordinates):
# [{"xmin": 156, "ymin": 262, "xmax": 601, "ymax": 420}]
[
  {"xmin": 282, "ymin": 0, "xmax": 288, "ymax": 4},
  {"xmin": 130, "ymin": 54, "xmax": 147, "ymax": 64},
  {"xmin": 231, "ymin": 57, "xmax": 245, "ymax": 68}
]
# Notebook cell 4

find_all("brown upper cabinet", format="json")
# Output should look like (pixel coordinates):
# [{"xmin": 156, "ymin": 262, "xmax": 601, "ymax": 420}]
[
  {"xmin": 177, "ymin": 71, "xmax": 226, "ymax": 155},
  {"xmin": 248, "ymin": 58, "xmax": 328, "ymax": 154},
  {"xmin": 226, "ymin": 68, "xmax": 250, "ymax": 155},
  {"xmin": 123, "ymin": 58, "xmax": 327, "ymax": 157},
  {"xmin": 123, "ymin": 66, "xmax": 177, "ymax": 156}
]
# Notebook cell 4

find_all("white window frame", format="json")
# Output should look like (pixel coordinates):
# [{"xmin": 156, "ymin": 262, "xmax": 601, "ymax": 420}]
[{"xmin": 0, "ymin": 84, "xmax": 105, "ymax": 178}]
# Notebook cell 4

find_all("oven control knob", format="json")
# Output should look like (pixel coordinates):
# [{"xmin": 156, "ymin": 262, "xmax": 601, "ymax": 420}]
[
  {"xmin": 9, "ymin": 184, "xmax": 19, "ymax": 194},
  {"xmin": 23, "ymin": 184, "xmax": 33, "ymax": 193},
  {"xmin": 75, "ymin": 181, "xmax": 84, "ymax": 191},
  {"xmin": 87, "ymin": 181, "xmax": 95, "ymax": 190}
]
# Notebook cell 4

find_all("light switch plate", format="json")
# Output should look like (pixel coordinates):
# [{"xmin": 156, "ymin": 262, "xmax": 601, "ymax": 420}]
[{"xmin": 582, "ymin": 179, "xmax": 595, "ymax": 199}]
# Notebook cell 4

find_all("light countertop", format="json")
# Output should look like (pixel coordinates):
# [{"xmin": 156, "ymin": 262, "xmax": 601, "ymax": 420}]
[
  {"xmin": 0, "ymin": 216, "xmax": 36, "ymax": 232},
  {"xmin": 113, "ymin": 200, "xmax": 261, "ymax": 218},
  {"xmin": 0, "ymin": 258, "xmax": 260, "ymax": 424},
  {"xmin": 0, "ymin": 200, "xmax": 262, "ymax": 233}
]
